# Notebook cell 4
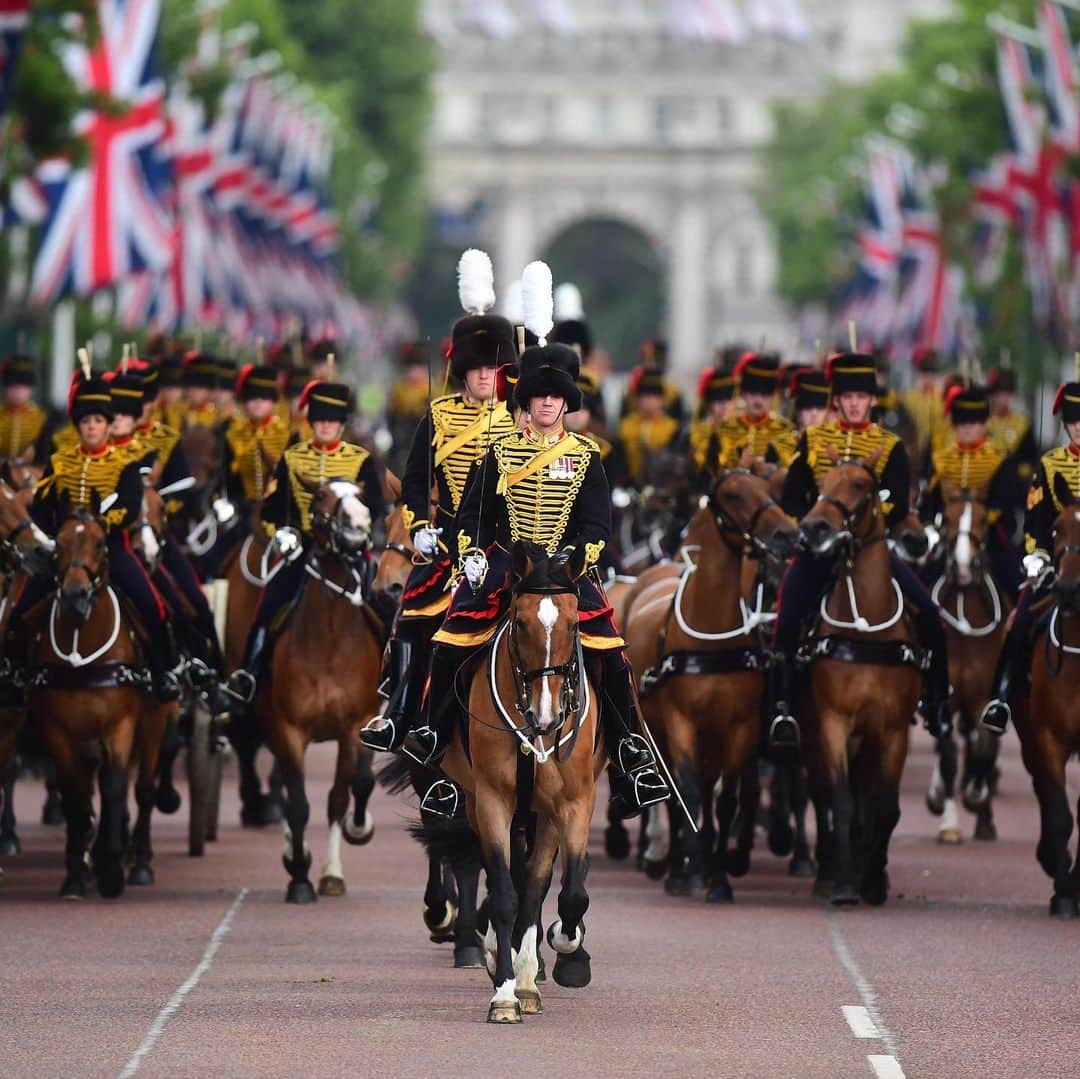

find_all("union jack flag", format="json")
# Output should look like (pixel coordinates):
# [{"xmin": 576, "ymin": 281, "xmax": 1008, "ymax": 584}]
[
  {"xmin": 0, "ymin": 0, "xmax": 30, "ymax": 136},
  {"xmin": 31, "ymin": 0, "xmax": 172, "ymax": 304}
]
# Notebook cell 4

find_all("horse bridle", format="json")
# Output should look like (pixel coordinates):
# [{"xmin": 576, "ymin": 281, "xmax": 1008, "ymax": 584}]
[
  {"xmin": 813, "ymin": 460, "xmax": 885, "ymax": 552},
  {"xmin": 710, "ymin": 469, "xmax": 781, "ymax": 559},
  {"xmin": 57, "ymin": 515, "xmax": 107, "ymax": 598}
]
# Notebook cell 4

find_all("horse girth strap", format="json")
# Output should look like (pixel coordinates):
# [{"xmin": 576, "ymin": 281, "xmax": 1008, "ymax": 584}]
[
  {"xmin": 496, "ymin": 441, "xmax": 570, "ymax": 495},
  {"xmin": 433, "ymin": 410, "xmax": 492, "ymax": 468},
  {"xmin": 640, "ymin": 647, "xmax": 776, "ymax": 696},
  {"xmin": 796, "ymin": 635, "xmax": 928, "ymax": 671}
]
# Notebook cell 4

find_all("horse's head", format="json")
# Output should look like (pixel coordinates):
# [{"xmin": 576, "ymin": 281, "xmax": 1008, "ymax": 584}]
[
  {"xmin": 299, "ymin": 473, "xmax": 372, "ymax": 556},
  {"xmin": 710, "ymin": 452, "xmax": 798, "ymax": 561},
  {"xmin": 1051, "ymin": 473, "xmax": 1080, "ymax": 615},
  {"xmin": 55, "ymin": 503, "xmax": 108, "ymax": 624},
  {"xmin": 128, "ymin": 463, "xmax": 166, "ymax": 575},
  {"xmin": 1, "ymin": 453, "xmax": 43, "ymax": 492},
  {"xmin": 940, "ymin": 482, "xmax": 990, "ymax": 587},
  {"xmin": 0, "ymin": 471, "xmax": 54, "ymax": 574},
  {"xmin": 800, "ymin": 447, "xmax": 885, "ymax": 558},
  {"xmin": 373, "ymin": 470, "xmax": 414, "ymax": 606},
  {"xmin": 507, "ymin": 541, "xmax": 587, "ymax": 735}
]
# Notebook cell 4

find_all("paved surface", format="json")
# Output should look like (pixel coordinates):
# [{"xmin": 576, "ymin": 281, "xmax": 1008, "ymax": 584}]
[{"xmin": 1, "ymin": 734, "xmax": 1076, "ymax": 1079}]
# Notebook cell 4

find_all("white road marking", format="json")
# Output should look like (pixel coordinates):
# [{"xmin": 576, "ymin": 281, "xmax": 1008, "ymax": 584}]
[
  {"xmin": 842, "ymin": 1005, "xmax": 880, "ymax": 1039},
  {"xmin": 868, "ymin": 1054, "xmax": 906, "ymax": 1079},
  {"xmin": 117, "ymin": 888, "xmax": 248, "ymax": 1078},
  {"xmin": 827, "ymin": 908, "xmax": 901, "ymax": 1061}
]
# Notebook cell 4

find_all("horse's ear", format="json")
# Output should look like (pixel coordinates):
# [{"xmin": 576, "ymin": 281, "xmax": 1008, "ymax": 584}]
[
  {"xmin": 510, "ymin": 540, "xmax": 531, "ymax": 581},
  {"xmin": 384, "ymin": 468, "xmax": 401, "ymax": 502},
  {"xmin": 0, "ymin": 460, "xmax": 13, "ymax": 488},
  {"xmin": 824, "ymin": 444, "xmax": 840, "ymax": 464},
  {"xmin": 1052, "ymin": 470, "xmax": 1075, "ymax": 509},
  {"xmin": 88, "ymin": 489, "xmax": 101, "ymax": 515},
  {"xmin": 296, "ymin": 471, "xmax": 321, "ymax": 495}
]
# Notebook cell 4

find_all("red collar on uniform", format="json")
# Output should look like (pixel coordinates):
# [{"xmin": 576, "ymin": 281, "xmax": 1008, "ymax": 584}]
[
  {"xmin": 312, "ymin": 440, "xmax": 341, "ymax": 453},
  {"xmin": 136, "ymin": 422, "xmax": 154, "ymax": 435},
  {"xmin": 78, "ymin": 443, "xmax": 111, "ymax": 458},
  {"xmin": 1068, "ymin": 443, "xmax": 1080, "ymax": 458},
  {"xmin": 524, "ymin": 425, "xmax": 566, "ymax": 446},
  {"xmin": 111, "ymin": 434, "xmax": 135, "ymax": 447},
  {"xmin": 249, "ymin": 415, "xmax": 274, "ymax": 430},
  {"xmin": 837, "ymin": 419, "xmax": 871, "ymax": 432},
  {"xmin": 957, "ymin": 436, "xmax": 987, "ymax": 453},
  {"xmin": 4, "ymin": 402, "xmax": 30, "ymax": 413},
  {"xmin": 744, "ymin": 412, "xmax": 772, "ymax": 427}
]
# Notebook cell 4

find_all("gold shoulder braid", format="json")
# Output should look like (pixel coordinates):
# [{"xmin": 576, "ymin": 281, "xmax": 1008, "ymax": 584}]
[
  {"xmin": 227, "ymin": 416, "xmax": 291, "ymax": 501},
  {"xmin": 1042, "ymin": 447, "xmax": 1080, "ymax": 511},
  {"xmin": 47, "ymin": 446, "xmax": 129, "ymax": 516},
  {"xmin": 285, "ymin": 442, "xmax": 370, "ymax": 531},
  {"xmin": 430, "ymin": 395, "xmax": 514, "ymax": 511},
  {"xmin": 0, "ymin": 404, "xmax": 46, "ymax": 458}
]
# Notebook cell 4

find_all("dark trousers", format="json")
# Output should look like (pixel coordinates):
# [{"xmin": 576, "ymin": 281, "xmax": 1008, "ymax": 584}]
[{"xmin": 151, "ymin": 543, "xmax": 224, "ymax": 668}]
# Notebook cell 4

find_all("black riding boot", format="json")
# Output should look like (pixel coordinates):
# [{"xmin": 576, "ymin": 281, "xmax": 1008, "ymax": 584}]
[
  {"xmin": 919, "ymin": 647, "xmax": 953, "ymax": 740},
  {"xmin": 226, "ymin": 625, "xmax": 268, "ymax": 704},
  {"xmin": 980, "ymin": 591, "xmax": 1036, "ymax": 735},
  {"xmin": 403, "ymin": 644, "xmax": 467, "ymax": 766},
  {"xmin": 601, "ymin": 656, "xmax": 670, "ymax": 820},
  {"xmin": 361, "ymin": 636, "xmax": 421, "ymax": 752}
]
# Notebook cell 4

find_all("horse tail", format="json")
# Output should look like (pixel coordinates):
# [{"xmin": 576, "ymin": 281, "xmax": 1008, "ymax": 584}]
[
  {"xmin": 374, "ymin": 754, "xmax": 415, "ymax": 796},
  {"xmin": 407, "ymin": 813, "xmax": 482, "ymax": 870}
]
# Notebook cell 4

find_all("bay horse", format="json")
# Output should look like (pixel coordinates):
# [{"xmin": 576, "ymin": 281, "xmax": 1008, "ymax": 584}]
[
  {"xmin": 440, "ymin": 543, "xmax": 601, "ymax": 1023},
  {"xmin": 926, "ymin": 483, "xmax": 1010, "ymax": 843},
  {"xmin": 1013, "ymin": 480, "xmax": 1080, "ymax": 916},
  {"xmin": 257, "ymin": 476, "xmax": 381, "ymax": 903},
  {"xmin": 624, "ymin": 461, "xmax": 799, "ymax": 901},
  {"xmin": 29, "ymin": 502, "xmax": 172, "ymax": 898},
  {"xmin": 799, "ymin": 452, "xmax": 922, "ymax": 906}
]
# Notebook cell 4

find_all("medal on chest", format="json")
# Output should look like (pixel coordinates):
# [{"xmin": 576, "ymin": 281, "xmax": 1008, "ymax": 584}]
[{"xmin": 548, "ymin": 456, "xmax": 576, "ymax": 480}]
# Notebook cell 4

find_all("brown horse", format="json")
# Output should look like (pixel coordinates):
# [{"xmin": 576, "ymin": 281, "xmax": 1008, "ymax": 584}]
[
  {"xmin": 1014, "ymin": 482, "xmax": 1080, "ymax": 917},
  {"xmin": 440, "ymin": 543, "xmax": 601, "ymax": 1023},
  {"xmin": 925, "ymin": 484, "xmax": 1010, "ymax": 843},
  {"xmin": 799, "ymin": 454, "xmax": 922, "ymax": 907},
  {"xmin": 29, "ymin": 504, "xmax": 172, "ymax": 898},
  {"xmin": 258, "ymin": 476, "xmax": 381, "ymax": 902},
  {"xmin": 624, "ymin": 463, "xmax": 798, "ymax": 901}
]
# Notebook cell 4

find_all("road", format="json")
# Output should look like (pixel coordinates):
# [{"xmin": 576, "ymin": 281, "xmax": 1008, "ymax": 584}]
[{"xmin": 1, "ymin": 734, "xmax": 1075, "ymax": 1079}]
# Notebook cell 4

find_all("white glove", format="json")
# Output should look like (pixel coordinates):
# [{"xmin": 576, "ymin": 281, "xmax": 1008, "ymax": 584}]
[
  {"xmin": 1022, "ymin": 550, "xmax": 1051, "ymax": 580},
  {"xmin": 273, "ymin": 526, "xmax": 303, "ymax": 562},
  {"xmin": 212, "ymin": 497, "xmax": 236, "ymax": 524},
  {"xmin": 611, "ymin": 487, "xmax": 633, "ymax": 510},
  {"xmin": 463, "ymin": 552, "xmax": 489, "ymax": 590},
  {"xmin": 413, "ymin": 526, "xmax": 443, "ymax": 558}
]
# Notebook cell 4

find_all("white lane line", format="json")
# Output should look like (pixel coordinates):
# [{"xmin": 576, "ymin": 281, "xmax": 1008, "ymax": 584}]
[
  {"xmin": 842, "ymin": 1004, "xmax": 880, "ymax": 1039},
  {"xmin": 868, "ymin": 1054, "xmax": 906, "ymax": 1079},
  {"xmin": 826, "ymin": 908, "xmax": 901, "ymax": 1061},
  {"xmin": 117, "ymin": 888, "xmax": 248, "ymax": 1079}
]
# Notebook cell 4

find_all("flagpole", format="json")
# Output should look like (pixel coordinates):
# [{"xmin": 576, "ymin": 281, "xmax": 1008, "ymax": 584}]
[{"xmin": 986, "ymin": 13, "xmax": 1044, "ymax": 49}]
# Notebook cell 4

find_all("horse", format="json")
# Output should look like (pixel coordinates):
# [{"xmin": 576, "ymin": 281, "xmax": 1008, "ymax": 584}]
[
  {"xmin": 439, "ymin": 543, "xmax": 601, "ymax": 1023},
  {"xmin": 798, "ymin": 452, "xmax": 922, "ymax": 907},
  {"xmin": 925, "ymin": 483, "xmax": 1010, "ymax": 843},
  {"xmin": 1013, "ymin": 481, "xmax": 1080, "ymax": 917},
  {"xmin": 257, "ymin": 475, "xmax": 381, "ymax": 903},
  {"xmin": 28, "ymin": 502, "xmax": 173, "ymax": 898},
  {"xmin": 624, "ymin": 461, "xmax": 799, "ymax": 901}
]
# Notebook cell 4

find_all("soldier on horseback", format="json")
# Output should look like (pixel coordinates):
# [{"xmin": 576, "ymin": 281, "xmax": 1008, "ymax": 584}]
[
  {"xmin": 0, "ymin": 353, "xmax": 49, "ymax": 464},
  {"xmin": 227, "ymin": 379, "xmax": 384, "ymax": 704},
  {"xmin": 6, "ymin": 367, "xmax": 181, "ymax": 703},
  {"xmin": 980, "ymin": 374, "xmax": 1080, "ymax": 735},
  {"xmin": 709, "ymin": 352, "xmax": 797, "ymax": 469},
  {"xmin": 362, "ymin": 250, "xmax": 518, "ymax": 753},
  {"xmin": 395, "ymin": 282, "xmax": 671, "ymax": 820},
  {"xmin": 772, "ymin": 352, "xmax": 952, "ymax": 747}
]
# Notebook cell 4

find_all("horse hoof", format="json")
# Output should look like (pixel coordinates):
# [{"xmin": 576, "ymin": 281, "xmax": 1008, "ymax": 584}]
[
  {"xmin": 516, "ymin": 989, "xmax": 543, "ymax": 1015},
  {"xmin": 487, "ymin": 1000, "xmax": 523, "ymax": 1024},
  {"xmin": 1049, "ymin": 895, "xmax": 1078, "ymax": 918},
  {"xmin": 830, "ymin": 884, "xmax": 860, "ymax": 908},
  {"xmin": 925, "ymin": 792, "xmax": 944, "ymax": 817},
  {"xmin": 604, "ymin": 824, "xmax": 631, "ymax": 861},
  {"xmin": 264, "ymin": 796, "xmax": 285, "ymax": 825},
  {"xmin": 96, "ymin": 863, "xmax": 126, "ymax": 899},
  {"xmin": 642, "ymin": 856, "xmax": 667, "ymax": 881},
  {"xmin": 962, "ymin": 785, "xmax": 988, "ymax": 815},
  {"xmin": 788, "ymin": 856, "xmax": 816, "ymax": 879},
  {"xmin": 453, "ymin": 944, "xmax": 486, "ymax": 969},
  {"xmin": 424, "ymin": 899, "xmax": 457, "ymax": 941},
  {"xmin": 812, "ymin": 877, "xmax": 833, "ymax": 899},
  {"xmin": 860, "ymin": 873, "xmax": 889, "ymax": 907},
  {"xmin": 241, "ymin": 803, "xmax": 269, "ymax": 829},
  {"xmin": 937, "ymin": 828, "xmax": 963, "ymax": 845},
  {"xmin": 42, "ymin": 795, "xmax": 65, "ymax": 827},
  {"xmin": 317, "ymin": 875, "xmax": 346, "ymax": 897},
  {"xmin": 706, "ymin": 882, "xmax": 734, "ymax": 904},
  {"xmin": 664, "ymin": 874, "xmax": 697, "ymax": 897},
  {"xmin": 552, "ymin": 946, "xmax": 592, "ymax": 989},
  {"xmin": 285, "ymin": 880, "xmax": 317, "ymax": 904},
  {"xmin": 536, "ymin": 953, "xmax": 546, "ymax": 983},
  {"xmin": 154, "ymin": 785, "xmax": 182, "ymax": 815},
  {"xmin": 973, "ymin": 820, "xmax": 997, "ymax": 842},
  {"xmin": 767, "ymin": 820, "xmax": 794, "ymax": 857},
  {"xmin": 0, "ymin": 835, "xmax": 21, "ymax": 857},
  {"xmin": 128, "ymin": 864, "xmax": 155, "ymax": 887},
  {"xmin": 726, "ymin": 848, "xmax": 751, "ymax": 878},
  {"xmin": 59, "ymin": 876, "xmax": 86, "ymax": 900},
  {"xmin": 343, "ymin": 810, "xmax": 374, "ymax": 846}
]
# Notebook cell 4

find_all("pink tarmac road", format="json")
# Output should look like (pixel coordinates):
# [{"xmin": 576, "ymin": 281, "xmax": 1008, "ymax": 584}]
[{"xmin": 1, "ymin": 735, "xmax": 1075, "ymax": 1079}]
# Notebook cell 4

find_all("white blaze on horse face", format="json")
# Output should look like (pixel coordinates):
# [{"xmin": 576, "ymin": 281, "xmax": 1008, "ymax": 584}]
[
  {"xmin": 955, "ymin": 502, "xmax": 974, "ymax": 586},
  {"xmin": 140, "ymin": 524, "xmax": 160, "ymax": 566},
  {"xmin": 537, "ymin": 596, "xmax": 559, "ymax": 731},
  {"xmin": 329, "ymin": 481, "xmax": 371, "ymax": 537}
]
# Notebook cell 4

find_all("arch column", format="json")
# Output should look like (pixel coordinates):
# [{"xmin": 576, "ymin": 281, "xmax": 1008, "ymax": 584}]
[
  {"xmin": 667, "ymin": 192, "xmax": 708, "ymax": 390},
  {"xmin": 494, "ymin": 187, "xmax": 535, "ymax": 299}
]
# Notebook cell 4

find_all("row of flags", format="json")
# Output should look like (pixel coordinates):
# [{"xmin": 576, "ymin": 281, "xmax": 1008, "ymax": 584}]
[
  {"xmin": 0, "ymin": 0, "xmax": 30, "ymax": 143},
  {"xmin": 422, "ymin": 0, "xmax": 808, "ymax": 42},
  {"xmin": 839, "ymin": 1, "xmax": 1080, "ymax": 359},
  {"xmin": 0, "ymin": 0, "xmax": 368, "ymax": 342}
]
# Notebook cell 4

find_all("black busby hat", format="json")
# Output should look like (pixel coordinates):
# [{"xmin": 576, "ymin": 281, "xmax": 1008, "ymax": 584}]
[
  {"xmin": 628, "ymin": 366, "xmax": 666, "ymax": 398},
  {"xmin": 697, "ymin": 366, "xmax": 736, "ymax": 405},
  {"xmin": 987, "ymin": 367, "xmax": 1017, "ymax": 394},
  {"xmin": 299, "ymin": 380, "xmax": 351, "ymax": 423},
  {"xmin": 826, "ymin": 352, "xmax": 877, "ymax": 397},
  {"xmin": 946, "ymin": 384, "xmax": 990, "ymax": 425},
  {"xmin": 1, "ymin": 354, "xmax": 35, "ymax": 387},
  {"xmin": 913, "ymin": 346, "xmax": 940, "ymax": 374},
  {"xmin": 789, "ymin": 367, "xmax": 831, "ymax": 411},
  {"xmin": 398, "ymin": 340, "xmax": 430, "ymax": 368},
  {"xmin": 159, "ymin": 351, "xmax": 183, "ymax": 388},
  {"xmin": 235, "ymin": 364, "xmax": 280, "ymax": 402},
  {"xmin": 449, "ymin": 249, "xmax": 516, "ymax": 380},
  {"xmin": 215, "ymin": 356, "xmax": 238, "ymax": 392},
  {"xmin": 1053, "ymin": 382, "xmax": 1080, "ymax": 425},
  {"xmin": 128, "ymin": 358, "xmax": 159, "ymax": 403},
  {"xmin": 182, "ymin": 350, "xmax": 218, "ymax": 389},
  {"xmin": 69, "ymin": 369, "xmax": 114, "ymax": 423},
  {"xmin": 735, "ymin": 352, "xmax": 781, "ymax": 396},
  {"xmin": 286, "ymin": 365, "xmax": 313, "ymax": 398},
  {"xmin": 515, "ymin": 344, "xmax": 582, "ymax": 414},
  {"xmin": 106, "ymin": 370, "xmax": 145, "ymax": 417},
  {"xmin": 574, "ymin": 367, "xmax": 604, "ymax": 415},
  {"xmin": 640, "ymin": 338, "xmax": 669, "ymax": 371}
]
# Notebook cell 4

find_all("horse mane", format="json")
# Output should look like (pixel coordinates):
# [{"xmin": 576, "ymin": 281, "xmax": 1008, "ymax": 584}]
[{"xmin": 513, "ymin": 543, "xmax": 578, "ymax": 594}]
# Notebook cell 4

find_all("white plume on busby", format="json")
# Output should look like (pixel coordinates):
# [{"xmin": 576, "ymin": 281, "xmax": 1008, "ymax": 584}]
[
  {"xmin": 521, "ymin": 260, "xmax": 554, "ymax": 347},
  {"xmin": 457, "ymin": 248, "xmax": 496, "ymax": 316},
  {"xmin": 502, "ymin": 279, "xmax": 524, "ymax": 324},
  {"xmin": 554, "ymin": 282, "xmax": 584, "ymax": 322}
]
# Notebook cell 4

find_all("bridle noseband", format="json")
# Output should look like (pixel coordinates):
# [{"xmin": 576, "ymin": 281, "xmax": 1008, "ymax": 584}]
[
  {"xmin": 711, "ymin": 469, "xmax": 781, "ymax": 559},
  {"xmin": 812, "ymin": 461, "xmax": 885, "ymax": 552}
]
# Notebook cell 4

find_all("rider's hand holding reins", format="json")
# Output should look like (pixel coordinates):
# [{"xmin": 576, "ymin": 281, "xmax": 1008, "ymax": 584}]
[{"xmin": 273, "ymin": 526, "xmax": 303, "ymax": 563}]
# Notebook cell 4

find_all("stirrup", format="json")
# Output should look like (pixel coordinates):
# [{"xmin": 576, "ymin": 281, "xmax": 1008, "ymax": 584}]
[
  {"xmin": 360, "ymin": 715, "xmax": 400, "ymax": 753},
  {"xmin": 768, "ymin": 712, "xmax": 800, "ymax": 750},
  {"xmin": 225, "ymin": 669, "xmax": 256, "ymax": 705},
  {"xmin": 616, "ymin": 735, "xmax": 655, "ymax": 774},
  {"xmin": 420, "ymin": 779, "xmax": 460, "ymax": 820},
  {"xmin": 979, "ymin": 699, "xmax": 1011, "ymax": 736},
  {"xmin": 631, "ymin": 768, "xmax": 670, "ymax": 808},
  {"xmin": 403, "ymin": 725, "xmax": 442, "ymax": 766}
]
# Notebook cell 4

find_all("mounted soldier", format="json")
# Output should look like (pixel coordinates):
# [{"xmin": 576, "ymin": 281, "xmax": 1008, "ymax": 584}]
[
  {"xmin": 0, "ymin": 353, "xmax": 49, "ymax": 465},
  {"xmin": 986, "ymin": 364, "xmax": 1039, "ymax": 488},
  {"xmin": 709, "ymin": 352, "xmax": 797, "ymax": 469},
  {"xmin": 615, "ymin": 367, "xmax": 682, "ymax": 487},
  {"xmin": 390, "ymin": 261, "xmax": 670, "ymax": 820},
  {"xmin": 689, "ymin": 365, "xmax": 737, "ymax": 470},
  {"xmin": 226, "ymin": 379, "xmax": 384, "ymax": 704},
  {"xmin": 788, "ymin": 366, "xmax": 831, "ymax": 434},
  {"xmin": 772, "ymin": 352, "xmax": 951, "ymax": 747},
  {"xmin": 180, "ymin": 351, "xmax": 221, "ymax": 429},
  {"xmin": 362, "ymin": 249, "xmax": 518, "ymax": 753},
  {"xmin": 980, "ymin": 371, "xmax": 1080, "ymax": 735}
]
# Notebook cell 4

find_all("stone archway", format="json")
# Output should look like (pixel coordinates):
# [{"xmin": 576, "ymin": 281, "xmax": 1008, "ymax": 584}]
[{"xmin": 541, "ymin": 217, "xmax": 665, "ymax": 371}]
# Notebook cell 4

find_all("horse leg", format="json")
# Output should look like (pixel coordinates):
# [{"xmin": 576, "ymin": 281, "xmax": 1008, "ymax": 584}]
[
  {"xmin": 153, "ymin": 711, "xmax": 183, "ymax": 815},
  {"xmin": 767, "ymin": 759, "xmax": 795, "ymax": 857},
  {"xmin": 811, "ymin": 793, "xmax": 833, "ymax": 898},
  {"xmin": 707, "ymin": 773, "xmax": 738, "ymax": 903},
  {"xmin": 266, "ymin": 760, "xmax": 286, "ymax": 824},
  {"xmin": 93, "ymin": 744, "xmax": 132, "ymax": 900},
  {"xmin": 726, "ymin": 760, "xmax": 759, "ymax": 878},
  {"xmin": 452, "ymin": 849, "xmax": 485, "ymax": 968},
  {"xmin": 549, "ymin": 802, "xmax": 593, "ymax": 990},
  {"xmin": 476, "ymin": 788, "xmax": 520, "ymax": 1023},
  {"xmin": 42, "ymin": 759, "xmax": 64, "ymax": 826},
  {"xmin": 787, "ymin": 764, "xmax": 815, "ymax": 877},
  {"xmin": 235, "ymin": 727, "xmax": 268, "ymax": 829},
  {"xmin": 966, "ymin": 727, "xmax": 998, "ymax": 841},
  {"xmin": 858, "ymin": 740, "xmax": 903, "ymax": 907},
  {"xmin": 343, "ymin": 748, "xmax": 375, "ymax": 845},
  {"xmin": 604, "ymin": 776, "xmax": 631, "ymax": 861},
  {"xmin": 1031, "ymin": 771, "xmax": 1076, "ymax": 917},
  {"xmin": 512, "ymin": 817, "xmax": 559, "ymax": 1015},
  {"xmin": 1065, "ymin": 792, "xmax": 1080, "ymax": 909},
  {"xmin": 664, "ymin": 715, "xmax": 703, "ymax": 896},
  {"xmin": 128, "ymin": 714, "xmax": 163, "ymax": 887},
  {"xmin": 929, "ymin": 729, "xmax": 961, "ymax": 844},
  {"xmin": 56, "ymin": 761, "xmax": 94, "ymax": 900},
  {"xmin": 423, "ymin": 854, "xmax": 455, "ymax": 941},
  {"xmin": 317, "ymin": 739, "xmax": 355, "ymax": 897},
  {"xmin": 276, "ymin": 733, "xmax": 315, "ymax": 904},
  {"xmin": 828, "ymin": 755, "xmax": 859, "ymax": 907},
  {"xmin": 0, "ymin": 748, "xmax": 19, "ymax": 856},
  {"xmin": 640, "ymin": 803, "xmax": 669, "ymax": 880}
]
